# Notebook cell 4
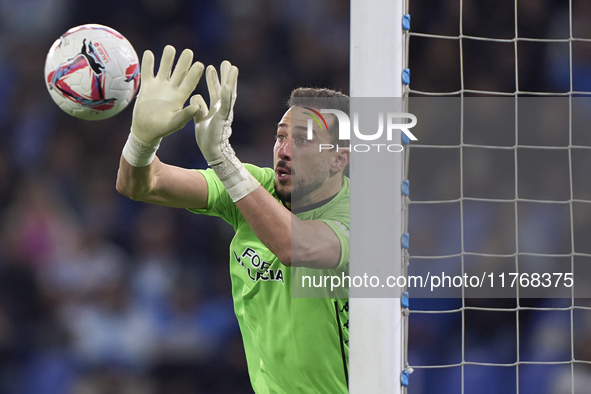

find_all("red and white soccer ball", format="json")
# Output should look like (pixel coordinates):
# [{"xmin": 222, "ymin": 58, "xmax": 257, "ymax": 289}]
[{"xmin": 44, "ymin": 24, "xmax": 140, "ymax": 120}]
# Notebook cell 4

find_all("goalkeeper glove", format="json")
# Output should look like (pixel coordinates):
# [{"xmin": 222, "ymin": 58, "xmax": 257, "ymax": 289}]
[
  {"xmin": 122, "ymin": 45, "xmax": 204, "ymax": 167},
  {"xmin": 192, "ymin": 61, "xmax": 259, "ymax": 202}
]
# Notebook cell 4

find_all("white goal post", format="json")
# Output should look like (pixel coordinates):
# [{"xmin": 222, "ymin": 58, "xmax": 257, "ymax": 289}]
[{"xmin": 349, "ymin": 0, "xmax": 406, "ymax": 393}]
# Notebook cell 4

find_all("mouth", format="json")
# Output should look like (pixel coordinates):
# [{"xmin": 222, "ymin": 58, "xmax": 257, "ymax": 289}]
[{"xmin": 276, "ymin": 167, "xmax": 291, "ymax": 181}]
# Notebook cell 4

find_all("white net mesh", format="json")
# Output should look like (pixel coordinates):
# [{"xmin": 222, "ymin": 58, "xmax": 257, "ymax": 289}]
[{"xmin": 403, "ymin": 1, "xmax": 591, "ymax": 393}]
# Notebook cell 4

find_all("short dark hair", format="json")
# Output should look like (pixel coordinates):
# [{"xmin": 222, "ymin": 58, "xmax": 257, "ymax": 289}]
[{"xmin": 287, "ymin": 87, "xmax": 349, "ymax": 147}]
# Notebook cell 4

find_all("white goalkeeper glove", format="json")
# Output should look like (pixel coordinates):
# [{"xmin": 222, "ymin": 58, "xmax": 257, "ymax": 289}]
[
  {"xmin": 122, "ymin": 45, "xmax": 204, "ymax": 167},
  {"xmin": 192, "ymin": 61, "xmax": 259, "ymax": 202}
]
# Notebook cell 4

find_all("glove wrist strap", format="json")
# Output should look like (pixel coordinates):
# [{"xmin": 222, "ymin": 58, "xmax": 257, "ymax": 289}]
[
  {"xmin": 122, "ymin": 130, "xmax": 162, "ymax": 167},
  {"xmin": 210, "ymin": 158, "xmax": 259, "ymax": 202}
]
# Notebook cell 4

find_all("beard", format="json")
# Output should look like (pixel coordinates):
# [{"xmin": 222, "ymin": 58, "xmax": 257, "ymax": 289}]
[
  {"xmin": 274, "ymin": 180, "xmax": 291, "ymax": 204},
  {"xmin": 274, "ymin": 160, "xmax": 330, "ymax": 206}
]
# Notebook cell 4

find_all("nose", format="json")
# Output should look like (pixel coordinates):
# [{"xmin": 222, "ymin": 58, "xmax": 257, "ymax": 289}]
[{"xmin": 277, "ymin": 137, "xmax": 291, "ymax": 161}]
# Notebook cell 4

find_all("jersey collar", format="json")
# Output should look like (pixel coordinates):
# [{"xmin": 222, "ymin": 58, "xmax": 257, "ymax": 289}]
[{"xmin": 289, "ymin": 193, "xmax": 338, "ymax": 214}]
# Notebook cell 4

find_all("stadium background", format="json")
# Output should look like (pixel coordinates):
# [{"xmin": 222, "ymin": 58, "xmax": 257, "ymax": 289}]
[{"xmin": 0, "ymin": 0, "xmax": 588, "ymax": 393}]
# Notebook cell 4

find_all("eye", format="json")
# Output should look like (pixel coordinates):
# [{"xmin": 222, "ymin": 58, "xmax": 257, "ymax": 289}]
[
  {"xmin": 295, "ymin": 137, "xmax": 310, "ymax": 145},
  {"xmin": 275, "ymin": 135, "xmax": 286, "ymax": 142}
]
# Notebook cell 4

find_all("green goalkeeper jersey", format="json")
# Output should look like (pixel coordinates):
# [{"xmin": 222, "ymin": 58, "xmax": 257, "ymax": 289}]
[{"xmin": 189, "ymin": 164, "xmax": 349, "ymax": 394}]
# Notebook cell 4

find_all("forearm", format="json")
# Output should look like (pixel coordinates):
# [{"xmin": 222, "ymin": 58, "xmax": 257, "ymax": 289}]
[
  {"xmin": 116, "ymin": 155, "xmax": 159, "ymax": 201},
  {"xmin": 235, "ymin": 186, "xmax": 341, "ymax": 268},
  {"xmin": 116, "ymin": 155, "xmax": 209, "ymax": 209},
  {"xmin": 235, "ymin": 186, "xmax": 293, "ymax": 264}
]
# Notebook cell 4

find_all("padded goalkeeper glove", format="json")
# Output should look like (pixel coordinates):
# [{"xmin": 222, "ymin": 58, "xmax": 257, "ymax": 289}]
[
  {"xmin": 122, "ymin": 45, "xmax": 204, "ymax": 167},
  {"xmin": 192, "ymin": 61, "xmax": 259, "ymax": 202}
]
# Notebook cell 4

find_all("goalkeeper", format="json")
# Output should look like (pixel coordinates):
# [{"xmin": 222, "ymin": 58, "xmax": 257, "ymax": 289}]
[{"xmin": 116, "ymin": 46, "xmax": 350, "ymax": 393}]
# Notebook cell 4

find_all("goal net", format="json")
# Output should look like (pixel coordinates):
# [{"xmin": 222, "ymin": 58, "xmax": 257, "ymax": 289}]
[{"xmin": 404, "ymin": 1, "xmax": 591, "ymax": 393}]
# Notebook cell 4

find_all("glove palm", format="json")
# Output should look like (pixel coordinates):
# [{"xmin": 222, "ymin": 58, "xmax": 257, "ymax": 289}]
[{"xmin": 131, "ymin": 45, "xmax": 204, "ymax": 146}]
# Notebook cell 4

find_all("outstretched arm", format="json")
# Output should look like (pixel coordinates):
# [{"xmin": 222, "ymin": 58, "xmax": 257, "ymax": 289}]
[
  {"xmin": 116, "ymin": 45, "xmax": 208, "ymax": 209},
  {"xmin": 193, "ymin": 62, "xmax": 343, "ymax": 269}
]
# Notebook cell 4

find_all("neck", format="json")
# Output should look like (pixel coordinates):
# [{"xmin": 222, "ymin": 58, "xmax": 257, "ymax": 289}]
[{"xmin": 288, "ymin": 174, "xmax": 343, "ymax": 210}]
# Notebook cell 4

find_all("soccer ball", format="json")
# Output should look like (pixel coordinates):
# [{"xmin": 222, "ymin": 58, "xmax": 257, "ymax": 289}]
[{"xmin": 44, "ymin": 24, "xmax": 140, "ymax": 120}]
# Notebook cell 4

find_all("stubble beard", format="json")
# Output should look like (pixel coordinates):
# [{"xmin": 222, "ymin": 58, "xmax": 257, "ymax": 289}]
[
  {"xmin": 274, "ymin": 162, "xmax": 330, "ymax": 206},
  {"xmin": 274, "ymin": 179, "xmax": 291, "ymax": 204}
]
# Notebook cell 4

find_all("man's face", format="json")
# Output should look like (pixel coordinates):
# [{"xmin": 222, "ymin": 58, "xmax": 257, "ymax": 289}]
[{"xmin": 273, "ymin": 106, "xmax": 335, "ymax": 206}]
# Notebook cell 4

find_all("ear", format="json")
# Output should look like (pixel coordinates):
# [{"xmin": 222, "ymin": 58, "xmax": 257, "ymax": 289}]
[{"xmin": 330, "ymin": 148, "xmax": 350, "ymax": 173}]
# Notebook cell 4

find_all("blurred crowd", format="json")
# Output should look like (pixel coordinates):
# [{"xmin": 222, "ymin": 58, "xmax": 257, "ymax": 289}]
[
  {"xmin": 0, "ymin": 0, "xmax": 590, "ymax": 393},
  {"xmin": 0, "ymin": 0, "xmax": 348, "ymax": 393},
  {"xmin": 408, "ymin": 1, "xmax": 591, "ymax": 393}
]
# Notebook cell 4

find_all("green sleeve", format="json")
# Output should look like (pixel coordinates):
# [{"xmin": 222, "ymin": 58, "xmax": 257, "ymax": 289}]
[
  {"xmin": 294, "ymin": 177, "xmax": 350, "ymax": 271},
  {"xmin": 317, "ymin": 216, "xmax": 350, "ymax": 270},
  {"xmin": 186, "ymin": 164, "xmax": 276, "ymax": 228},
  {"xmin": 292, "ymin": 213, "xmax": 350, "ymax": 298}
]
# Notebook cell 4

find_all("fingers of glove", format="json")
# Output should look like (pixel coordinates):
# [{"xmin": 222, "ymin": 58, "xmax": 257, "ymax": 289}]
[
  {"xmin": 220, "ymin": 65, "xmax": 238, "ymax": 117},
  {"xmin": 179, "ymin": 61, "xmax": 204, "ymax": 95},
  {"xmin": 191, "ymin": 95, "xmax": 208, "ymax": 122},
  {"xmin": 140, "ymin": 50, "xmax": 155, "ymax": 82},
  {"xmin": 220, "ymin": 60, "xmax": 232, "ymax": 86},
  {"xmin": 218, "ymin": 66, "xmax": 238, "ymax": 119},
  {"xmin": 156, "ymin": 45, "xmax": 176, "ymax": 80},
  {"xmin": 206, "ymin": 65, "xmax": 221, "ymax": 105},
  {"xmin": 169, "ymin": 48, "xmax": 194, "ymax": 87},
  {"xmin": 218, "ymin": 85, "xmax": 233, "ymax": 121},
  {"xmin": 228, "ymin": 64, "xmax": 239, "ymax": 91}
]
